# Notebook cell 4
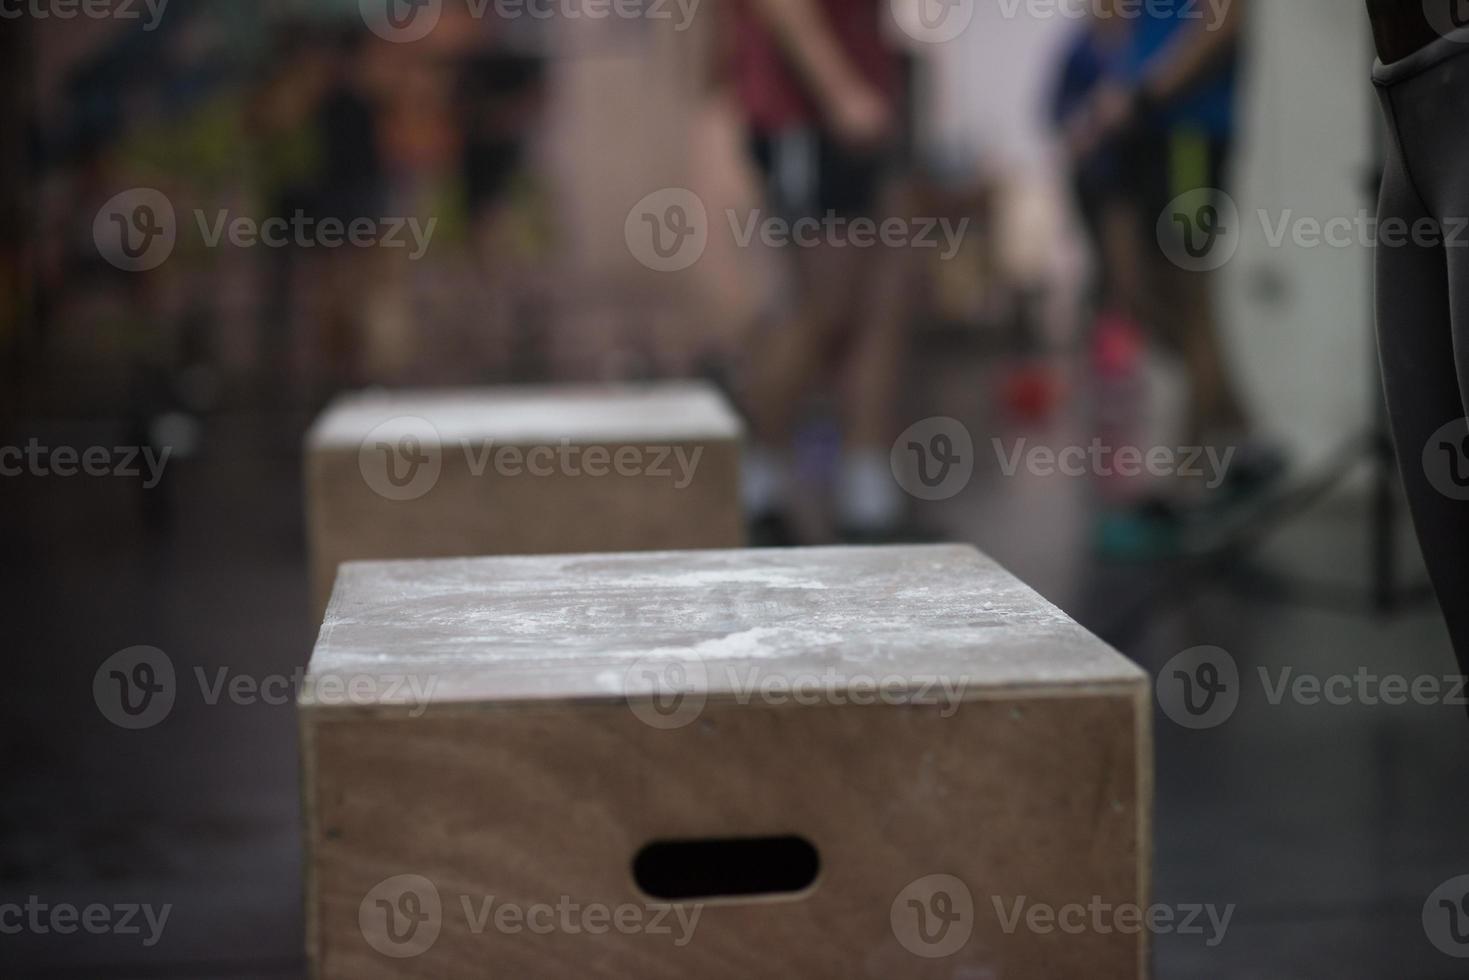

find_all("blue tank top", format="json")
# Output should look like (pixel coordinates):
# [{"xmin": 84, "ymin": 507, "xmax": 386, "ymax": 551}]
[{"xmin": 1126, "ymin": 11, "xmax": 1238, "ymax": 139}]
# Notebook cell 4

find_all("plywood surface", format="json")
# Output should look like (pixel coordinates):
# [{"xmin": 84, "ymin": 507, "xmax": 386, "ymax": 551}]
[
  {"xmin": 303, "ymin": 545, "xmax": 1146, "ymax": 711},
  {"xmin": 306, "ymin": 382, "xmax": 743, "ymax": 448},
  {"xmin": 307, "ymin": 690, "xmax": 1147, "ymax": 979},
  {"xmin": 301, "ymin": 544, "xmax": 1151, "ymax": 979},
  {"xmin": 303, "ymin": 382, "xmax": 745, "ymax": 616}
]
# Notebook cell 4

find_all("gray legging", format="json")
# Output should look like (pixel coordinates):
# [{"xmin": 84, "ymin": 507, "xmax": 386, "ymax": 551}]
[{"xmin": 1373, "ymin": 29, "xmax": 1469, "ymax": 679}]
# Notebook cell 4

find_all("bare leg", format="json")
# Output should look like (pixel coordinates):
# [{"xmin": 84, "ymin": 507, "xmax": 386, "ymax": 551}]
[
  {"xmin": 1100, "ymin": 199, "xmax": 1144, "ymax": 318},
  {"xmin": 843, "ymin": 182, "xmax": 918, "ymax": 451},
  {"xmin": 748, "ymin": 241, "xmax": 859, "ymax": 445},
  {"xmin": 1148, "ymin": 256, "xmax": 1249, "ymax": 444}
]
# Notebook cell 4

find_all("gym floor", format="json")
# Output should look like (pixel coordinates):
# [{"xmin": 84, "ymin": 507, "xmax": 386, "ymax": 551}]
[{"xmin": 4, "ymin": 352, "xmax": 1467, "ymax": 979}]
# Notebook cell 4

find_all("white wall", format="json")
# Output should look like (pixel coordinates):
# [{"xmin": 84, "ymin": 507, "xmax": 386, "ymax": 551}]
[{"xmin": 1224, "ymin": 0, "xmax": 1375, "ymax": 466}]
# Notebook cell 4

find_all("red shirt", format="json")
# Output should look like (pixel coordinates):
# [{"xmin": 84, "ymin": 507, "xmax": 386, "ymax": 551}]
[{"xmin": 733, "ymin": 0, "xmax": 901, "ymax": 134}]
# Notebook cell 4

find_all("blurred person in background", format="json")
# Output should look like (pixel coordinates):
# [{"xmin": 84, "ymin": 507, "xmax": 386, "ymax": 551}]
[
  {"xmin": 249, "ymin": 23, "xmax": 335, "ymax": 398},
  {"xmin": 252, "ymin": 26, "xmax": 388, "ymax": 400},
  {"xmin": 1055, "ymin": 0, "xmax": 1281, "ymax": 556},
  {"xmin": 457, "ymin": 43, "xmax": 554, "ymax": 378},
  {"xmin": 731, "ymin": 0, "xmax": 918, "ymax": 545},
  {"xmin": 1051, "ymin": 3, "xmax": 1145, "ymax": 376},
  {"xmin": 311, "ymin": 29, "xmax": 386, "ymax": 399},
  {"xmin": 459, "ymin": 48, "xmax": 547, "ymax": 257}
]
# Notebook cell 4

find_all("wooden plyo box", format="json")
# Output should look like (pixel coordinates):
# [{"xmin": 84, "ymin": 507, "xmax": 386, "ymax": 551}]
[
  {"xmin": 299, "ymin": 544, "xmax": 1151, "ymax": 979},
  {"xmin": 303, "ymin": 382, "xmax": 743, "ymax": 618}
]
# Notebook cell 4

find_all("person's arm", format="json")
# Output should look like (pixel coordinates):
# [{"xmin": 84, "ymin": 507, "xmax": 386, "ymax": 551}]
[
  {"xmin": 744, "ymin": 0, "xmax": 893, "ymax": 147},
  {"xmin": 1078, "ymin": 1, "xmax": 1246, "ymax": 152},
  {"xmin": 1135, "ymin": 0, "xmax": 1247, "ymax": 107}
]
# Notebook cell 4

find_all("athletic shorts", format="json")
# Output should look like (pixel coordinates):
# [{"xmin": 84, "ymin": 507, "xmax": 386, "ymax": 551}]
[
  {"xmin": 747, "ymin": 128, "xmax": 889, "ymax": 220},
  {"xmin": 1122, "ymin": 124, "xmax": 1234, "ymax": 258}
]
